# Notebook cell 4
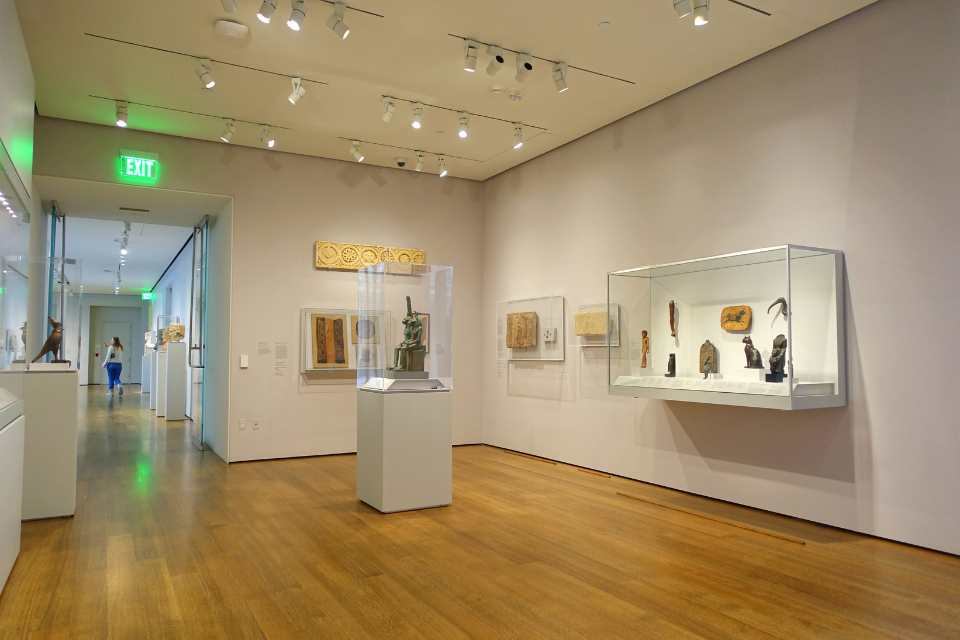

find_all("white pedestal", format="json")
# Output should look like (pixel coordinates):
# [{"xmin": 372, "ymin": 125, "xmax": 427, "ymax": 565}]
[
  {"xmin": 164, "ymin": 342, "xmax": 187, "ymax": 421},
  {"xmin": 0, "ymin": 389, "xmax": 25, "ymax": 591},
  {"xmin": 357, "ymin": 389, "xmax": 452, "ymax": 513},
  {"xmin": 141, "ymin": 354, "xmax": 152, "ymax": 394},
  {"xmin": 155, "ymin": 352, "xmax": 167, "ymax": 417},
  {"xmin": 149, "ymin": 352, "xmax": 158, "ymax": 410},
  {"xmin": 12, "ymin": 371, "xmax": 78, "ymax": 520}
]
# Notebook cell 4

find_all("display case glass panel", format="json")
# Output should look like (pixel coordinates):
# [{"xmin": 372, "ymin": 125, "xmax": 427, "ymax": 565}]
[
  {"xmin": 2, "ymin": 257, "xmax": 83, "ymax": 369},
  {"xmin": 608, "ymin": 246, "xmax": 845, "ymax": 410},
  {"xmin": 496, "ymin": 295, "xmax": 565, "ymax": 361},
  {"xmin": 0, "ymin": 166, "xmax": 30, "ymax": 370},
  {"xmin": 358, "ymin": 262, "xmax": 452, "ymax": 392}
]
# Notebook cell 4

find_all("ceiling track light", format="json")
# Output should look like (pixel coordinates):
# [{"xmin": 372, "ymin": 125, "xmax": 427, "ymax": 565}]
[
  {"xmin": 257, "ymin": 0, "xmax": 278, "ymax": 22},
  {"xmin": 463, "ymin": 39, "xmax": 479, "ymax": 72},
  {"xmin": 485, "ymin": 45, "xmax": 504, "ymax": 76},
  {"xmin": 515, "ymin": 53, "xmax": 533, "ymax": 82},
  {"xmin": 220, "ymin": 119, "xmax": 236, "ymax": 142},
  {"xmin": 115, "ymin": 100, "xmax": 128, "ymax": 127},
  {"xmin": 513, "ymin": 123, "xmax": 523, "ymax": 149},
  {"xmin": 458, "ymin": 112, "xmax": 469, "ymax": 138},
  {"xmin": 325, "ymin": 2, "xmax": 350, "ymax": 39},
  {"xmin": 289, "ymin": 77, "xmax": 306, "ymax": 104},
  {"xmin": 350, "ymin": 140, "xmax": 364, "ymax": 162},
  {"xmin": 261, "ymin": 126, "xmax": 275, "ymax": 148},
  {"xmin": 411, "ymin": 102, "xmax": 424, "ymax": 129},
  {"xmin": 382, "ymin": 97, "xmax": 396, "ymax": 123},
  {"xmin": 693, "ymin": 0, "xmax": 709, "ymax": 25},
  {"xmin": 438, "ymin": 155, "xmax": 448, "ymax": 177},
  {"xmin": 415, "ymin": 154, "xmax": 424, "ymax": 171},
  {"xmin": 196, "ymin": 58, "xmax": 215, "ymax": 89},
  {"xmin": 674, "ymin": 0, "xmax": 692, "ymax": 18},
  {"xmin": 551, "ymin": 62, "xmax": 569, "ymax": 92},
  {"xmin": 288, "ymin": 0, "xmax": 307, "ymax": 30}
]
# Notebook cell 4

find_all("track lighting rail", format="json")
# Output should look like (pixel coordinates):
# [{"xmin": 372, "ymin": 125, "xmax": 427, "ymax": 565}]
[
  {"xmin": 84, "ymin": 33, "xmax": 329, "ymax": 85},
  {"xmin": 446, "ymin": 34, "xmax": 636, "ymax": 85},
  {"xmin": 336, "ymin": 137, "xmax": 481, "ymax": 163},
  {"xmin": 89, "ymin": 95, "xmax": 289, "ymax": 129},
  {"xmin": 725, "ymin": 0, "xmax": 771, "ymax": 16},
  {"xmin": 312, "ymin": 0, "xmax": 384, "ymax": 18},
  {"xmin": 381, "ymin": 95, "xmax": 547, "ymax": 130}
]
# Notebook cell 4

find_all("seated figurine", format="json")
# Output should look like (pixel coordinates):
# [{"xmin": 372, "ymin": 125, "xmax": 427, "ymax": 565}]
[{"xmin": 387, "ymin": 296, "xmax": 426, "ymax": 372}]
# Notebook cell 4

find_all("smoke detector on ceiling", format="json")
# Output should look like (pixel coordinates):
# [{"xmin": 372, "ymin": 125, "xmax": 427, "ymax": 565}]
[
  {"xmin": 508, "ymin": 88, "xmax": 525, "ymax": 102},
  {"xmin": 215, "ymin": 20, "xmax": 249, "ymax": 39}
]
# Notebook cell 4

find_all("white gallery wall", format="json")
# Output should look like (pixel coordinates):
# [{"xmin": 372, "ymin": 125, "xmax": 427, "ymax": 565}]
[
  {"xmin": 150, "ymin": 236, "xmax": 196, "ymax": 411},
  {"xmin": 480, "ymin": 0, "xmax": 960, "ymax": 555},
  {"xmin": 0, "ymin": 0, "xmax": 34, "ymax": 204},
  {"xmin": 33, "ymin": 119, "xmax": 485, "ymax": 462}
]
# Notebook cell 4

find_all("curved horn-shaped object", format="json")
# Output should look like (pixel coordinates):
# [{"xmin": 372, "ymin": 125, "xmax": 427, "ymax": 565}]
[{"xmin": 767, "ymin": 297, "xmax": 788, "ymax": 318}]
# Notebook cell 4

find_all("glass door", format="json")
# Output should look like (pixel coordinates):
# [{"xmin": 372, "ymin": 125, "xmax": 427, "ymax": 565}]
[{"xmin": 187, "ymin": 217, "xmax": 208, "ymax": 451}]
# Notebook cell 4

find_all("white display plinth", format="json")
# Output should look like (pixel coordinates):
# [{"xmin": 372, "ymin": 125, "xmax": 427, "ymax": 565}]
[
  {"xmin": 164, "ymin": 342, "xmax": 186, "ymax": 421},
  {"xmin": 7, "ymin": 371, "xmax": 79, "ymax": 520},
  {"xmin": 0, "ymin": 388, "xmax": 25, "ymax": 591},
  {"xmin": 357, "ymin": 389, "xmax": 452, "ymax": 513},
  {"xmin": 155, "ymin": 352, "xmax": 167, "ymax": 417},
  {"xmin": 141, "ymin": 354, "xmax": 152, "ymax": 394},
  {"xmin": 149, "ymin": 352, "xmax": 159, "ymax": 410}
]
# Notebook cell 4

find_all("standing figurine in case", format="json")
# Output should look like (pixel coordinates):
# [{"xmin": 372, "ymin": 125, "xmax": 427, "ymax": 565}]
[
  {"xmin": 665, "ymin": 353, "xmax": 676, "ymax": 377},
  {"xmin": 641, "ymin": 330, "xmax": 649, "ymax": 368},
  {"xmin": 766, "ymin": 334, "xmax": 788, "ymax": 382}
]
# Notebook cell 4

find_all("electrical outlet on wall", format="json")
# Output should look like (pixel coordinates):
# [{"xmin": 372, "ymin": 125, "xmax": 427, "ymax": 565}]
[
  {"xmin": 542, "ymin": 328, "xmax": 556, "ymax": 342},
  {"xmin": 239, "ymin": 419, "xmax": 246, "ymax": 430},
  {"xmin": 253, "ymin": 419, "xmax": 260, "ymax": 430}
]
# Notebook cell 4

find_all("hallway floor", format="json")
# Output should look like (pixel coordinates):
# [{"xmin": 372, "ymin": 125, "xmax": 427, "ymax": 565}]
[{"xmin": 0, "ymin": 387, "xmax": 959, "ymax": 638}]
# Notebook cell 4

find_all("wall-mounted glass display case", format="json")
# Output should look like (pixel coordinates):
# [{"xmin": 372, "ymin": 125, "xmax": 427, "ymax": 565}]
[
  {"xmin": 300, "ymin": 307, "xmax": 395, "ymax": 373},
  {"xmin": 358, "ymin": 262, "xmax": 452, "ymax": 392},
  {"xmin": 496, "ymin": 295, "xmax": 565, "ymax": 361},
  {"xmin": 608, "ymin": 246, "xmax": 845, "ymax": 410}
]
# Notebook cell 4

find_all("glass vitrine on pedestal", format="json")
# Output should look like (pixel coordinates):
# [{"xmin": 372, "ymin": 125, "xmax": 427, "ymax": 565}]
[
  {"xmin": 355, "ymin": 262, "xmax": 453, "ymax": 513},
  {"xmin": 608, "ymin": 246, "xmax": 846, "ymax": 410}
]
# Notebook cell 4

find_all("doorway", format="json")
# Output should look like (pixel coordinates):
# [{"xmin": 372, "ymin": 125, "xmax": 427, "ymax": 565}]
[
  {"xmin": 88, "ymin": 306, "xmax": 141, "ymax": 385},
  {"xmin": 98, "ymin": 320, "xmax": 132, "ymax": 385}
]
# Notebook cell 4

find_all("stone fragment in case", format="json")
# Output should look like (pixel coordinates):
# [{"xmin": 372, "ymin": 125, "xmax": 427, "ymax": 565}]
[
  {"xmin": 506, "ymin": 312, "xmax": 537, "ymax": 348},
  {"xmin": 720, "ymin": 305, "xmax": 752, "ymax": 331},
  {"xmin": 574, "ymin": 311, "xmax": 607, "ymax": 336}
]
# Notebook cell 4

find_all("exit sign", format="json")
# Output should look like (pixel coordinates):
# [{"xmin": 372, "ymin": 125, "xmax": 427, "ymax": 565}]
[
  {"xmin": 119, "ymin": 149, "xmax": 159, "ymax": 180},
  {"xmin": 142, "ymin": 292, "xmax": 154, "ymax": 300}
]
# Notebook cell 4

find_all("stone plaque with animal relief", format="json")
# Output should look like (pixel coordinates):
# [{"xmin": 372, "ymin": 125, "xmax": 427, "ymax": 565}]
[{"xmin": 720, "ymin": 305, "xmax": 752, "ymax": 331}]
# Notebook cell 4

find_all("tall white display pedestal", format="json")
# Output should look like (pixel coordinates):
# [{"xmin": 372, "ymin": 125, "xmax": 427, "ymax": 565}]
[
  {"xmin": 164, "ymin": 342, "xmax": 187, "ymax": 421},
  {"xmin": 149, "ymin": 352, "xmax": 159, "ymax": 410},
  {"xmin": 141, "ymin": 354, "xmax": 152, "ymax": 394},
  {"xmin": 13, "ymin": 371, "xmax": 78, "ymax": 520},
  {"xmin": 0, "ymin": 388, "xmax": 25, "ymax": 591},
  {"xmin": 155, "ymin": 352, "xmax": 167, "ymax": 417},
  {"xmin": 356, "ymin": 389, "xmax": 452, "ymax": 513}
]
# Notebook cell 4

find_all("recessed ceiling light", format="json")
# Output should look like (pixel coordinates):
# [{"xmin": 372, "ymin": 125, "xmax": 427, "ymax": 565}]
[
  {"xmin": 598, "ymin": 21, "xmax": 611, "ymax": 29},
  {"xmin": 508, "ymin": 89, "xmax": 524, "ymax": 102}
]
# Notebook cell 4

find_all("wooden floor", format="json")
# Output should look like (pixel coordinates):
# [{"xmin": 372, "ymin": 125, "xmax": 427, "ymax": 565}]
[{"xmin": 1, "ymin": 389, "xmax": 959, "ymax": 639}]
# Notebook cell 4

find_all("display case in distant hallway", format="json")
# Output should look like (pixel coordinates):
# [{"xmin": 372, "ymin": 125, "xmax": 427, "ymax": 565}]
[{"xmin": 608, "ymin": 245, "xmax": 846, "ymax": 410}]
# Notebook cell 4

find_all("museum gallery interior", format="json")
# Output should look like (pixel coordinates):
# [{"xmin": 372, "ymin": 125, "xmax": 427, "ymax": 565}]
[{"xmin": 1, "ymin": 0, "xmax": 959, "ymax": 637}]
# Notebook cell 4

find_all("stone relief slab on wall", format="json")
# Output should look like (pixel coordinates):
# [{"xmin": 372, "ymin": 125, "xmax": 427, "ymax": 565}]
[
  {"xmin": 505, "ymin": 312, "xmax": 538, "ymax": 348},
  {"xmin": 315, "ymin": 241, "xmax": 425, "ymax": 271}
]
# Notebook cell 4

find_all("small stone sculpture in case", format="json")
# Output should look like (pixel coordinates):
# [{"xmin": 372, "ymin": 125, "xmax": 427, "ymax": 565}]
[
  {"xmin": 665, "ymin": 353, "xmax": 676, "ymax": 377},
  {"xmin": 742, "ymin": 336, "xmax": 764, "ymax": 369},
  {"xmin": 766, "ymin": 334, "xmax": 788, "ymax": 382}
]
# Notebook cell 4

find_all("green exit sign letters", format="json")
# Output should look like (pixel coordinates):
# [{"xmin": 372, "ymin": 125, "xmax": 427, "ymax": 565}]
[
  {"xmin": 142, "ymin": 292, "xmax": 154, "ymax": 300},
  {"xmin": 119, "ymin": 149, "xmax": 160, "ymax": 181}
]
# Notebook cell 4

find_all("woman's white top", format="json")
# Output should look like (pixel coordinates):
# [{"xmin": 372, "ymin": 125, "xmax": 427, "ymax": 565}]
[{"xmin": 103, "ymin": 345, "xmax": 123, "ymax": 366}]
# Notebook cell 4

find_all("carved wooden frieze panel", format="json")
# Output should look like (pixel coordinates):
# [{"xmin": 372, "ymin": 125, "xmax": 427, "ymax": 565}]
[{"xmin": 315, "ymin": 241, "xmax": 425, "ymax": 271}]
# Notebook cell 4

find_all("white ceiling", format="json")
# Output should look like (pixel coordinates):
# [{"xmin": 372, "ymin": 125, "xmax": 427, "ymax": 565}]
[
  {"xmin": 16, "ymin": 0, "xmax": 876, "ymax": 181},
  {"xmin": 64, "ymin": 218, "xmax": 193, "ymax": 296},
  {"xmin": 33, "ymin": 176, "xmax": 231, "ymax": 295}
]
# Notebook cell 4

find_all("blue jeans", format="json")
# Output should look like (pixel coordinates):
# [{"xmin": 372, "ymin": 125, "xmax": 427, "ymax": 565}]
[{"xmin": 106, "ymin": 362, "xmax": 122, "ymax": 389}]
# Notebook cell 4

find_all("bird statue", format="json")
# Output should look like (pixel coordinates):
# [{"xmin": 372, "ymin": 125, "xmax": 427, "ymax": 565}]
[
  {"xmin": 20, "ymin": 321, "xmax": 27, "ymax": 349},
  {"xmin": 31, "ymin": 316, "xmax": 64, "ymax": 363},
  {"xmin": 767, "ymin": 297, "xmax": 788, "ymax": 318}
]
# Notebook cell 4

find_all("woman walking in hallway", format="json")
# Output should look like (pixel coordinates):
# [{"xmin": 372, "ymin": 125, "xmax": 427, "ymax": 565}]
[{"xmin": 103, "ymin": 336, "xmax": 124, "ymax": 397}]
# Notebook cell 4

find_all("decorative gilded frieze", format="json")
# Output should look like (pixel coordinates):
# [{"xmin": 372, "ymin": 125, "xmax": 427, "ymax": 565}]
[{"xmin": 314, "ymin": 241, "xmax": 425, "ymax": 271}]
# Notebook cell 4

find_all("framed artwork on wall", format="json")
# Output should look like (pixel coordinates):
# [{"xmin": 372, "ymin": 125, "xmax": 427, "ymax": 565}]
[{"xmin": 310, "ymin": 313, "xmax": 349, "ymax": 369}]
